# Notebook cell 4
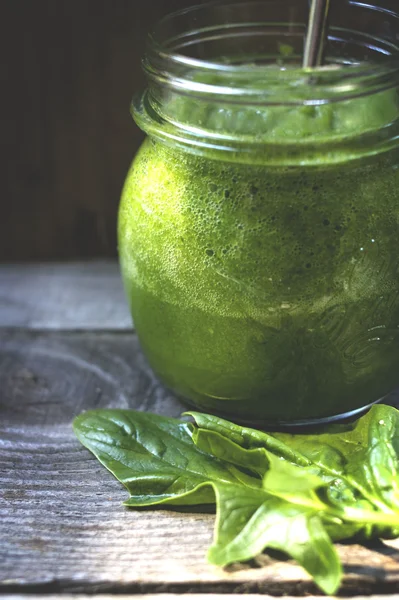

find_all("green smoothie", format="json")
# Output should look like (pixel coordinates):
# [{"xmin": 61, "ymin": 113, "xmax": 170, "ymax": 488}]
[{"xmin": 118, "ymin": 91, "xmax": 399, "ymax": 423}]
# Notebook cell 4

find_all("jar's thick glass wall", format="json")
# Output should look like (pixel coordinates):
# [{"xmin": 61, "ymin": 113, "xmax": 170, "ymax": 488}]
[{"xmin": 118, "ymin": 0, "xmax": 399, "ymax": 425}]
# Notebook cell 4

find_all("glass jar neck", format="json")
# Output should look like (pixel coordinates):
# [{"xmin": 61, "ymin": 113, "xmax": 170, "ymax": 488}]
[{"xmin": 133, "ymin": 0, "xmax": 399, "ymax": 165}]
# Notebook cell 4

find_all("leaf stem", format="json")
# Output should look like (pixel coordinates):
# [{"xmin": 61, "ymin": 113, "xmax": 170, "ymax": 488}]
[{"xmin": 339, "ymin": 506, "xmax": 399, "ymax": 527}]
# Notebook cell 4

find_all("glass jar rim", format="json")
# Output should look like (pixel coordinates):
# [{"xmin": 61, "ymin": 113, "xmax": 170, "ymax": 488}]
[
  {"xmin": 133, "ymin": 0, "xmax": 399, "ymax": 165},
  {"xmin": 143, "ymin": 0, "xmax": 399, "ymax": 105}
]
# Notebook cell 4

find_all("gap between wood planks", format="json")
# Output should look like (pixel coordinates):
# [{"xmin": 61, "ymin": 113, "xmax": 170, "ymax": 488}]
[{"xmin": 1, "ymin": 579, "xmax": 399, "ymax": 596}]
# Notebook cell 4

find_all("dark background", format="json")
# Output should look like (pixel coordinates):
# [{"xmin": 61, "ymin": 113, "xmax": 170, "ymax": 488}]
[{"xmin": 2, "ymin": 0, "xmax": 205, "ymax": 262}]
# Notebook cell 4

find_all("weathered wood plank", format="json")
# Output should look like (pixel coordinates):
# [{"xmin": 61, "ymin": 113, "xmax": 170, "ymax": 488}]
[
  {"xmin": 1, "ymin": 330, "xmax": 399, "ymax": 595},
  {"xmin": 0, "ymin": 329, "xmax": 183, "ymax": 427},
  {"xmin": 0, "ymin": 262, "xmax": 131, "ymax": 329}
]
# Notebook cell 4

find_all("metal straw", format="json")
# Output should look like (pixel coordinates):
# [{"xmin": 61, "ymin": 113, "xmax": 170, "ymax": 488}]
[{"xmin": 303, "ymin": 0, "xmax": 331, "ymax": 68}]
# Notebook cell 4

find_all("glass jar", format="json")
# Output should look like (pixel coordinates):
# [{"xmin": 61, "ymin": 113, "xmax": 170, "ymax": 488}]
[{"xmin": 118, "ymin": 0, "xmax": 399, "ymax": 425}]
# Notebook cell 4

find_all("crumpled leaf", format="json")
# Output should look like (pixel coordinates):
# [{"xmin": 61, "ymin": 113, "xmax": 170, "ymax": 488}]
[{"xmin": 74, "ymin": 404, "xmax": 399, "ymax": 596}]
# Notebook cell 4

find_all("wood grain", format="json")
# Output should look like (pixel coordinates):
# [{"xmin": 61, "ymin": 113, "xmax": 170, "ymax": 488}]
[
  {"xmin": 0, "ymin": 262, "xmax": 131, "ymax": 329},
  {"xmin": 1, "ymin": 328, "xmax": 399, "ymax": 596}
]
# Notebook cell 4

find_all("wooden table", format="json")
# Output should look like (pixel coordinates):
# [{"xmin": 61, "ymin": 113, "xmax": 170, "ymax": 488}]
[{"xmin": 1, "ymin": 261, "xmax": 399, "ymax": 600}]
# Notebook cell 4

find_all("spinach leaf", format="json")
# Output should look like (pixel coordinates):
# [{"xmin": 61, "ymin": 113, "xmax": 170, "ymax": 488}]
[
  {"xmin": 74, "ymin": 405, "xmax": 399, "ymax": 596},
  {"xmin": 192, "ymin": 427, "xmax": 269, "ymax": 477},
  {"xmin": 74, "ymin": 408, "xmax": 340, "ymax": 594},
  {"xmin": 186, "ymin": 411, "xmax": 311, "ymax": 466},
  {"xmin": 275, "ymin": 405, "xmax": 399, "ymax": 537},
  {"xmin": 73, "ymin": 409, "xmax": 259, "ymax": 506},
  {"xmin": 263, "ymin": 453, "xmax": 326, "ymax": 502},
  {"xmin": 209, "ymin": 483, "xmax": 341, "ymax": 595},
  {"xmin": 189, "ymin": 405, "xmax": 399, "ymax": 538}
]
